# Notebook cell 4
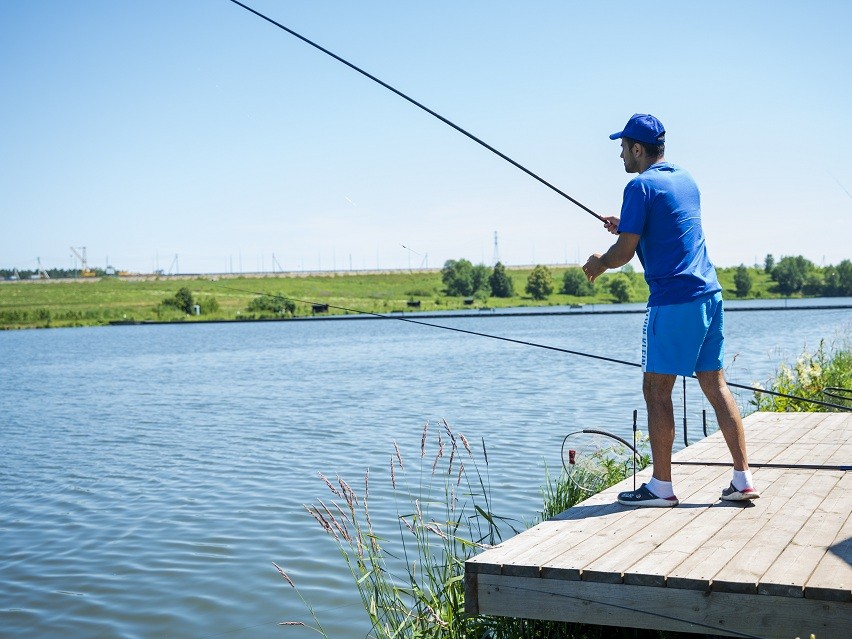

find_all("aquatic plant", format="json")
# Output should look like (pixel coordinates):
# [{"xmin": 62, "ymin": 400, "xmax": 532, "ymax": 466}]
[
  {"xmin": 278, "ymin": 421, "xmax": 659, "ymax": 638},
  {"xmin": 753, "ymin": 337, "xmax": 852, "ymax": 411}
]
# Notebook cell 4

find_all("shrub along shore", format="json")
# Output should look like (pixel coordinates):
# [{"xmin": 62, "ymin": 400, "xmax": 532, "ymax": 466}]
[{"xmin": 0, "ymin": 261, "xmax": 845, "ymax": 330}]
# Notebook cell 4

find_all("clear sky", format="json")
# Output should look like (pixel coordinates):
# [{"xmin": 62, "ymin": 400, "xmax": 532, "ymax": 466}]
[{"xmin": 2, "ymin": 0, "xmax": 850, "ymax": 275}]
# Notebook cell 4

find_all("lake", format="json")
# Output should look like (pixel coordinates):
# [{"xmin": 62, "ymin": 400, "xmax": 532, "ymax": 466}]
[{"xmin": 1, "ymin": 301, "xmax": 850, "ymax": 638}]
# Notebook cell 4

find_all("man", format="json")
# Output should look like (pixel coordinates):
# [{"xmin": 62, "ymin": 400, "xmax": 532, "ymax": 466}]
[{"xmin": 582, "ymin": 113, "xmax": 759, "ymax": 507}]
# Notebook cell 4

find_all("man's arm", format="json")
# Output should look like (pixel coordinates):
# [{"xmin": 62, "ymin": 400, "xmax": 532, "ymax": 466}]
[{"xmin": 582, "ymin": 232, "xmax": 640, "ymax": 282}]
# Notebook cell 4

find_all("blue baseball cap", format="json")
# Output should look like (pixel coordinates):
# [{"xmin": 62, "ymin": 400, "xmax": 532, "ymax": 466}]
[{"xmin": 609, "ymin": 113, "xmax": 665, "ymax": 145}]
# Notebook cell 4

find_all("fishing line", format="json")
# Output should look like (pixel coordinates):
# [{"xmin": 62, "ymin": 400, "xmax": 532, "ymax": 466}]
[
  {"xmin": 214, "ymin": 282, "xmax": 640, "ymax": 368},
  {"xmin": 221, "ymin": 2, "xmax": 849, "ymax": 409},
  {"xmin": 211, "ymin": 281, "xmax": 852, "ymax": 411},
  {"xmin": 226, "ymin": 0, "xmax": 605, "ymax": 223}
]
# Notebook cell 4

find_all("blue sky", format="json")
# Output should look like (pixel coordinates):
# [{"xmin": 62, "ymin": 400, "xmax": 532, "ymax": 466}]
[{"xmin": 2, "ymin": 0, "xmax": 850, "ymax": 275}]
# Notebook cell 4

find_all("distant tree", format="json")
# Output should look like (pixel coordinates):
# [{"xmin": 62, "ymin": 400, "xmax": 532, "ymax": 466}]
[
  {"xmin": 764, "ymin": 254, "xmax": 775, "ymax": 273},
  {"xmin": 441, "ymin": 259, "xmax": 475, "ymax": 296},
  {"xmin": 803, "ymin": 270, "xmax": 824, "ymax": 296},
  {"xmin": 811, "ymin": 261, "xmax": 852, "ymax": 297},
  {"xmin": 771, "ymin": 255, "xmax": 815, "ymax": 296},
  {"xmin": 562, "ymin": 267, "xmax": 594, "ymax": 296},
  {"xmin": 823, "ymin": 265, "xmax": 840, "ymax": 296},
  {"xmin": 471, "ymin": 264, "xmax": 492, "ymax": 297},
  {"xmin": 164, "ymin": 287, "xmax": 195, "ymax": 314},
  {"xmin": 489, "ymin": 262, "xmax": 515, "ymax": 298},
  {"xmin": 442, "ymin": 259, "xmax": 492, "ymax": 297},
  {"xmin": 734, "ymin": 264, "xmax": 753, "ymax": 298},
  {"xmin": 608, "ymin": 273, "xmax": 633, "ymax": 303},
  {"xmin": 525, "ymin": 265, "xmax": 554, "ymax": 300},
  {"xmin": 836, "ymin": 259, "xmax": 852, "ymax": 296}
]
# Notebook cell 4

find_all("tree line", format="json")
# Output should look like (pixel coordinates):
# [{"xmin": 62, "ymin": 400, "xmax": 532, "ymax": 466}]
[
  {"xmin": 442, "ymin": 254, "xmax": 852, "ymax": 303},
  {"xmin": 441, "ymin": 259, "xmax": 640, "ymax": 303},
  {"xmin": 732, "ymin": 255, "xmax": 852, "ymax": 298}
]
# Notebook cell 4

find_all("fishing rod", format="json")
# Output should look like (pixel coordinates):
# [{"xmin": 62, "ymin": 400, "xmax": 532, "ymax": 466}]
[
  {"xmin": 220, "ymin": 4, "xmax": 849, "ymax": 406},
  {"xmin": 672, "ymin": 461, "xmax": 851, "ymax": 471},
  {"xmin": 211, "ymin": 281, "xmax": 852, "ymax": 412},
  {"xmin": 226, "ymin": 0, "xmax": 605, "ymax": 223},
  {"xmin": 221, "ymin": 4, "xmax": 847, "ymax": 406}
]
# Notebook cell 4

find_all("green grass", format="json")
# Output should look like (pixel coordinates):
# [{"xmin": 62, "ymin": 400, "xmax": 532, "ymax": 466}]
[
  {"xmin": 0, "ymin": 268, "xmax": 631, "ymax": 329},
  {"xmin": 0, "ymin": 263, "xmax": 829, "ymax": 330}
]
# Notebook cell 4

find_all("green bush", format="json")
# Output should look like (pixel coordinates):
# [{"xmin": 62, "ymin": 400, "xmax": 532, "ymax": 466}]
[
  {"xmin": 247, "ymin": 294, "xmax": 296, "ymax": 316},
  {"xmin": 562, "ymin": 267, "xmax": 594, "ymax": 296},
  {"xmin": 734, "ymin": 264, "xmax": 752, "ymax": 297},
  {"xmin": 525, "ymin": 265, "xmax": 554, "ymax": 300},
  {"xmin": 162, "ymin": 287, "xmax": 194, "ymax": 314},
  {"xmin": 608, "ymin": 273, "xmax": 633, "ymax": 303},
  {"xmin": 198, "ymin": 296, "xmax": 220, "ymax": 314},
  {"xmin": 753, "ymin": 338, "xmax": 852, "ymax": 411}
]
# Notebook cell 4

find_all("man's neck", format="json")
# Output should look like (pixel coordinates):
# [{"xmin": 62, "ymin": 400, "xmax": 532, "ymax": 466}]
[{"xmin": 638, "ymin": 155, "xmax": 664, "ymax": 173}]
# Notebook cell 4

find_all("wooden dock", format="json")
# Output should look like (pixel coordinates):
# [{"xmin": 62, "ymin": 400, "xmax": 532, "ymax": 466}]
[{"xmin": 465, "ymin": 412, "xmax": 851, "ymax": 638}]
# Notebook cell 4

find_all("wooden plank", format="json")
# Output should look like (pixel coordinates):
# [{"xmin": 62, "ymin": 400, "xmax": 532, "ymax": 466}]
[
  {"xmin": 466, "ymin": 520, "xmax": 576, "ymax": 576},
  {"xmin": 761, "ymin": 472, "xmax": 852, "ymax": 600},
  {"xmin": 579, "ymin": 464, "xmax": 739, "ymax": 582},
  {"xmin": 466, "ymin": 489, "xmax": 627, "ymax": 576},
  {"xmin": 741, "ymin": 412, "xmax": 825, "ymax": 443},
  {"xmin": 805, "ymin": 507, "xmax": 852, "ymax": 602},
  {"xmin": 664, "ymin": 469, "xmax": 839, "ymax": 593},
  {"xmin": 826, "ymin": 438, "xmax": 852, "ymax": 466},
  {"xmin": 498, "ymin": 488, "xmax": 655, "ymax": 579},
  {"xmin": 624, "ymin": 468, "xmax": 787, "ymax": 590},
  {"xmin": 465, "ymin": 411, "xmax": 852, "ymax": 636},
  {"xmin": 542, "ymin": 464, "xmax": 728, "ymax": 583},
  {"xmin": 709, "ymin": 470, "xmax": 836, "ymax": 594},
  {"xmin": 471, "ymin": 573, "xmax": 852, "ymax": 639}
]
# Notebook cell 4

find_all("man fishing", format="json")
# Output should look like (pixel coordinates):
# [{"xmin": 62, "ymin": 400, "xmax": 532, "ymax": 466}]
[{"xmin": 582, "ymin": 113, "xmax": 760, "ymax": 507}]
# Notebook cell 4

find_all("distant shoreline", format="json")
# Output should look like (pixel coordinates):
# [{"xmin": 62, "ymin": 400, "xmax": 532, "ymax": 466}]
[
  {"xmin": 108, "ymin": 302, "xmax": 852, "ymax": 327},
  {"xmin": 4, "ymin": 266, "xmax": 850, "ymax": 331}
]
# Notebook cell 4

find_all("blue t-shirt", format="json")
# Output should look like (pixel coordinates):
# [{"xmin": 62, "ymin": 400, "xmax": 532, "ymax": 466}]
[{"xmin": 617, "ymin": 162, "xmax": 721, "ymax": 307}]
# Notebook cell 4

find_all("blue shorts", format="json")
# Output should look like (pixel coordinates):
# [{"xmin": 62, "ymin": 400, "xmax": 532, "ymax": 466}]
[{"xmin": 642, "ymin": 292, "xmax": 724, "ymax": 376}]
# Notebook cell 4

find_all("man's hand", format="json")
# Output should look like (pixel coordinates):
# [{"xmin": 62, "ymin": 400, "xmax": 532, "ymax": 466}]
[
  {"xmin": 583, "ymin": 254, "xmax": 608, "ymax": 282},
  {"xmin": 602, "ymin": 216, "xmax": 620, "ymax": 235}
]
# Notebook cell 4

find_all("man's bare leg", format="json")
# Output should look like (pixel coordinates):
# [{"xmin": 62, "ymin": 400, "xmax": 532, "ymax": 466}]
[
  {"xmin": 696, "ymin": 369, "xmax": 748, "ymax": 471},
  {"xmin": 643, "ymin": 372, "xmax": 678, "ymax": 482}
]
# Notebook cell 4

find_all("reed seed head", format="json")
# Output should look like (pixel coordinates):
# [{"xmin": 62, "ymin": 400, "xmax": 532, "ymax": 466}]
[
  {"xmin": 421, "ymin": 421, "xmax": 429, "ymax": 457},
  {"xmin": 392, "ymin": 439, "xmax": 404, "ymax": 470},
  {"xmin": 271, "ymin": 561, "xmax": 295, "ymax": 588}
]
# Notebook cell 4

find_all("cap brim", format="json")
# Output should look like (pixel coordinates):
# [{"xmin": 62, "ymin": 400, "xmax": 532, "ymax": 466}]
[{"xmin": 609, "ymin": 131, "xmax": 624, "ymax": 140}]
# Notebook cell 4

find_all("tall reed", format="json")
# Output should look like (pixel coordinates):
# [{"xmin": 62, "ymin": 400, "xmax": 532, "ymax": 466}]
[{"xmin": 275, "ymin": 420, "xmax": 663, "ymax": 638}]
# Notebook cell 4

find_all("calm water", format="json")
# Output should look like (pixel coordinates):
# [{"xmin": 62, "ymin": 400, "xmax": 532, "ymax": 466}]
[{"xmin": 1, "ymin": 303, "xmax": 850, "ymax": 639}]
